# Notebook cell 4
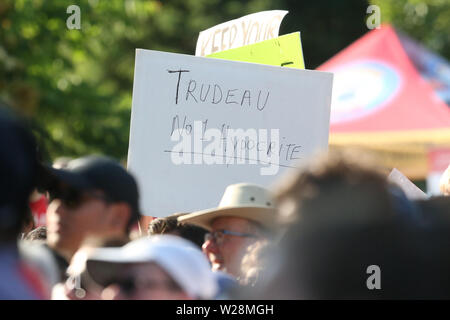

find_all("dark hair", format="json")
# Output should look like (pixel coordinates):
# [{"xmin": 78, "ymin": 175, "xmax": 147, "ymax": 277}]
[
  {"xmin": 274, "ymin": 150, "xmax": 393, "ymax": 224},
  {"xmin": 258, "ymin": 151, "xmax": 396, "ymax": 298},
  {"xmin": 148, "ymin": 215, "xmax": 180, "ymax": 235},
  {"xmin": 21, "ymin": 206, "xmax": 35, "ymax": 234},
  {"xmin": 148, "ymin": 213, "xmax": 207, "ymax": 248}
]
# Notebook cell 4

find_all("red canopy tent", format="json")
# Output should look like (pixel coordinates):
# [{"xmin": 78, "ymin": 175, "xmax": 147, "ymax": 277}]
[{"xmin": 318, "ymin": 25, "xmax": 450, "ymax": 179}]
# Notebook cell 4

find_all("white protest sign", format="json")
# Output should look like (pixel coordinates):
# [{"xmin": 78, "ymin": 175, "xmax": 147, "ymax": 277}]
[
  {"xmin": 388, "ymin": 168, "xmax": 428, "ymax": 200},
  {"xmin": 195, "ymin": 10, "xmax": 288, "ymax": 57},
  {"xmin": 127, "ymin": 49, "xmax": 333, "ymax": 217}
]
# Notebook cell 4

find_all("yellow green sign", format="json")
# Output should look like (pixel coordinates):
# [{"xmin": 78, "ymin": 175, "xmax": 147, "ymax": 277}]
[{"xmin": 207, "ymin": 32, "xmax": 305, "ymax": 69}]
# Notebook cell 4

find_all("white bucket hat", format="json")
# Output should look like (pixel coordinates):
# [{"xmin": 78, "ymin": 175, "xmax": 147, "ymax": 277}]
[
  {"xmin": 85, "ymin": 235, "xmax": 218, "ymax": 299},
  {"xmin": 178, "ymin": 183, "xmax": 277, "ymax": 231}
]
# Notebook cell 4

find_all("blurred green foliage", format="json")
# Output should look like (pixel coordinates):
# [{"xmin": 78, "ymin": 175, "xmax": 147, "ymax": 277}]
[
  {"xmin": 1, "ymin": 0, "xmax": 447, "ymax": 162},
  {"xmin": 372, "ymin": 0, "xmax": 450, "ymax": 59}
]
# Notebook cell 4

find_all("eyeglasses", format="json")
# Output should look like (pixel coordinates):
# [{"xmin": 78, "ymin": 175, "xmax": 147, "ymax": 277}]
[{"xmin": 204, "ymin": 229, "xmax": 258, "ymax": 245}]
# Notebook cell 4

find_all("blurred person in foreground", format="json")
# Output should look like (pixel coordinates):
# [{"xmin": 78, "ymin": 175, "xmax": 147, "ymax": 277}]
[
  {"xmin": 179, "ymin": 183, "xmax": 279, "ymax": 280},
  {"xmin": 56, "ymin": 235, "xmax": 217, "ymax": 300},
  {"xmin": 44, "ymin": 156, "xmax": 141, "ymax": 276},
  {"xmin": 148, "ymin": 213, "xmax": 208, "ymax": 248},
  {"xmin": 0, "ymin": 107, "xmax": 47, "ymax": 299},
  {"xmin": 254, "ymin": 151, "xmax": 450, "ymax": 299}
]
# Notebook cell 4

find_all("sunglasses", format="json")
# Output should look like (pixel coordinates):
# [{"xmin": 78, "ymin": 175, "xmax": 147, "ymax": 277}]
[
  {"xmin": 112, "ymin": 276, "xmax": 183, "ymax": 295},
  {"xmin": 49, "ymin": 186, "xmax": 112, "ymax": 209},
  {"xmin": 86, "ymin": 261, "xmax": 183, "ymax": 296},
  {"xmin": 204, "ymin": 229, "xmax": 258, "ymax": 245}
]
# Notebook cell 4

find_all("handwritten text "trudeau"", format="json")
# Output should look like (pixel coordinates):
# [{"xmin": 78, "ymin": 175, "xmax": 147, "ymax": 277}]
[{"xmin": 168, "ymin": 69, "xmax": 270, "ymax": 111}]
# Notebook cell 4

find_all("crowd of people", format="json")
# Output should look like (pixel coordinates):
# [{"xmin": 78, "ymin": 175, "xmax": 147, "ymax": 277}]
[{"xmin": 1, "ymin": 106, "xmax": 450, "ymax": 300}]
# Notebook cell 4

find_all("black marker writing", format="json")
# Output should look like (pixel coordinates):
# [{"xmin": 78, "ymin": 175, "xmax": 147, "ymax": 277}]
[{"xmin": 167, "ymin": 69, "xmax": 190, "ymax": 104}]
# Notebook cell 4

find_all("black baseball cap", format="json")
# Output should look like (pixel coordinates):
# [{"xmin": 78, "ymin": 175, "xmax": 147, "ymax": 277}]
[{"xmin": 47, "ymin": 156, "xmax": 141, "ymax": 221}]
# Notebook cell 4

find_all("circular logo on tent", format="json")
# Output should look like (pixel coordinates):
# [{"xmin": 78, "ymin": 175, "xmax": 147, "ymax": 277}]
[{"xmin": 329, "ymin": 60, "xmax": 402, "ymax": 124}]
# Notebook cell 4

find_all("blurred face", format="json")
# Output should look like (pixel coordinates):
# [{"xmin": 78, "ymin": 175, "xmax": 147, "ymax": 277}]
[
  {"xmin": 46, "ymin": 187, "xmax": 115, "ymax": 258},
  {"xmin": 101, "ymin": 262, "xmax": 191, "ymax": 300},
  {"xmin": 202, "ymin": 216, "xmax": 261, "ymax": 277}
]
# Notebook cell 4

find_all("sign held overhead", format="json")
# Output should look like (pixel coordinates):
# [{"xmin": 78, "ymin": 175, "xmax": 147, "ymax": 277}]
[
  {"xmin": 128, "ymin": 49, "xmax": 333, "ymax": 217},
  {"xmin": 207, "ymin": 32, "xmax": 305, "ymax": 69},
  {"xmin": 196, "ymin": 10, "xmax": 288, "ymax": 57}
]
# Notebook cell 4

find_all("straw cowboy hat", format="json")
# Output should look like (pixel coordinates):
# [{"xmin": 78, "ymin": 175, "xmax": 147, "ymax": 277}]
[{"xmin": 178, "ymin": 183, "xmax": 277, "ymax": 231}]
